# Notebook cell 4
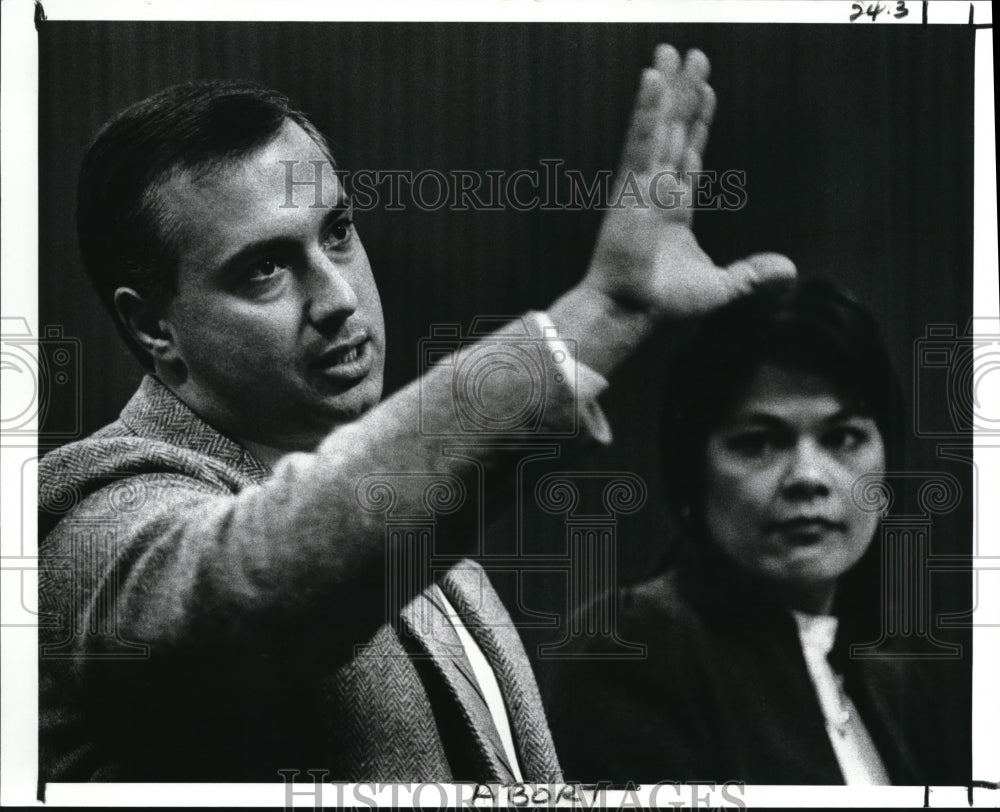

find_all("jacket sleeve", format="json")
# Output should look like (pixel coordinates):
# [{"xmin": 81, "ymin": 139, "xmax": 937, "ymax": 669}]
[{"xmin": 40, "ymin": 314, "xmax": 611, "ymax": 661}]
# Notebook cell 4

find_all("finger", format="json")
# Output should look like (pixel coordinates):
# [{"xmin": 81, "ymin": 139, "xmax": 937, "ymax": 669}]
[
  {"xmin": 653, "ymin": 44, "xmax": 682, "ymax": 76},
  {"xmin": 687, "ymin": 118, "xmax": 710, "ymax": 160},
  {"xmin": 668, "ymin": 89, "xmax": 713, "ymax": 167},
  {"xmin": 682, "ymin": 84, "xmax": 715, "ymax": 172},
  {"xmin": 619, "ymin": 68, "xmax": 668, "ymax": 173},
  {"xmin": 653, "ymin": 89, "xmax": 699, "ymax": 166},
  {"xmin": 664, "ymin": 49, "xmax": 711, "ymax": 126},
  {"xmin": 662, "ymin": 85, "xmax": 715, "ymax": 171},
  {"xmin": 694, "ymin": 83, "xmax": 716, "ymax": 132},
  {"xmin": 723, "ymin": 252, "xmax": 798, "ymax": 295},
  {"xmin": 681, "ymin": 143, "xmax": 703, "ymax": 175},
  {"xmin": 653, "ymin": 44, "xmax": 702, "ymax": 119},
  {"xmin": 743, "ymin": 252, "xmax": 797, "ymax": 282},
  {"xmin": 662, "ymin": 121, "xmax": 687, "ymax": 168},
  {"xmin": 658, "ymin": 66, "xmax": 704, "ymax": 129},
  {"xmin": 683, "ymin": 48, "xmax": 711, "ymax": 82}
]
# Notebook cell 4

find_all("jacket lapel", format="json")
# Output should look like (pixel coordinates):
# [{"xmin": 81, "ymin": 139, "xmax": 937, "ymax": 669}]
[
  {"xmin": 846, "ymin": 659, "xmax": 923, "ymax": 783},
  {"xmin": 440, "ymin": 560, "xmax": 563, "ymax": 783},
  {"xmin": 399, "ymin": 580, "xmax": 516, "ymax": 782}
]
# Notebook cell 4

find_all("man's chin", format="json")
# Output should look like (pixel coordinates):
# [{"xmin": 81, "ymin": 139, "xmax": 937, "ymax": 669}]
[
  {"xmin": 244, "ymin": 381, "xmax": 383, "ymax": 451},
  {"xmin": 314, "ymin": 387, "xmax": 382, "ymax": 428}
]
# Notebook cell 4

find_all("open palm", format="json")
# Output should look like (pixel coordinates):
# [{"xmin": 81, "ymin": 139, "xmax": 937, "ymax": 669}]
[{"xmin": 585, "ymin": 46, "xmax": 795, "ymax": 319}]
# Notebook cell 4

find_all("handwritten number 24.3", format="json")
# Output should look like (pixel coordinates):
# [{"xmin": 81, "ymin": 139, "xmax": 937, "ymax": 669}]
[{"xmin": 850, "ymin": 1, "xmax": 909, "ymax": 20}]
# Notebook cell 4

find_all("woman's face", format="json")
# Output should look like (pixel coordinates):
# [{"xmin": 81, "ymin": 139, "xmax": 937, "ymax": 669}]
[{"xmin": 702, "ymin": 364, "xmax": 886, "ymax": 611}]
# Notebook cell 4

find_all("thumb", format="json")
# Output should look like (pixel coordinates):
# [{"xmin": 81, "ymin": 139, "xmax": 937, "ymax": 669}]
[{"xmin": 722, "ymin": 252, "xmax": 797, "ymax": 296}]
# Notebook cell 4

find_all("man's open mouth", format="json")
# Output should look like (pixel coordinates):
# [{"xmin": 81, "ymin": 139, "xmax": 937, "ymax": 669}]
[{"xmin": 312, "ymin": 336, "xmax": 372, "ymax": 380}]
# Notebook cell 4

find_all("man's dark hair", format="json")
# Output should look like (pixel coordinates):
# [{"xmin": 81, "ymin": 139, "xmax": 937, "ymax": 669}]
[
  {"xmin": 76, "ymin": 80, "xmax": 335, "ymax": 369},
  {"xmin": 659, "ymin": 276, "xmax": 905, "ymax": 525}
]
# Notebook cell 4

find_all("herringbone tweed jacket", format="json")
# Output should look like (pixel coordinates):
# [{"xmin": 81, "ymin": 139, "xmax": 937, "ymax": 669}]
[{"xmin": 39, "ymin": 325, "xmax": 598, "ymax": 783}]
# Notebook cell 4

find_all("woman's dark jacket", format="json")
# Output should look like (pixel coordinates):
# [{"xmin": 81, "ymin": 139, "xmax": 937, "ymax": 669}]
[{"xmin": 546, "ymin": 544, "xmax": 969, "ymax": 785}]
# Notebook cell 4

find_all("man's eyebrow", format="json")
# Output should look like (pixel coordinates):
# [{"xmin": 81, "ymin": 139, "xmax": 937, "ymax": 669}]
[
  {"xmin": 317, "ymin": 195, "xmax": 353, "ymax": 223},
  {"xmin": 213, "ymin": 198, "xmax": 353, "ymax": 279}
]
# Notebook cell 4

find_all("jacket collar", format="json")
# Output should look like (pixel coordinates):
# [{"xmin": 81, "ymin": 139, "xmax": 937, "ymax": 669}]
[
  {"xmin": 119, "ymin": 375, "xmax": 272, "ymax": 484},
  {"xmin": 671, "ymin": 540, "xmax": 801, "ymax": 630},
  {"xmin": 670, "ymin": 537, "xmax": 883, "ymax": 669}
]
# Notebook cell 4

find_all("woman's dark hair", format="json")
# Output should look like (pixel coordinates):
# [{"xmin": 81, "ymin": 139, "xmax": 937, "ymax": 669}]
[
  {"xmin": 660, "ymin": 276, "xmax": 905, "ymax": 526},
  {"xmin": 76, "ymin": 80, "xmax": 335, "ymax": 369}
]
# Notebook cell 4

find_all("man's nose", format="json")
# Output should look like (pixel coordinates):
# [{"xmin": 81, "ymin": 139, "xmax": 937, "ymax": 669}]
[
  {"xmin": 781, "ymin": 438, "xmax": 831, "ymax": 500},
  {"xmin": 304, "ymin": 249, "xmax": 359, "ymax": 327}
]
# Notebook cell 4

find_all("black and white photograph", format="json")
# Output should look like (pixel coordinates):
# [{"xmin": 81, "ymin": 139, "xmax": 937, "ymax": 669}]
[{"xmin": 0, "ymin": 1, "xmax": 996, "ymax": 808}]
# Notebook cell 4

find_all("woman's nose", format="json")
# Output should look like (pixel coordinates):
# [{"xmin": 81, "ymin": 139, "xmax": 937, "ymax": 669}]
[{"xmin": 781, "ymin": 439, "xmax": 831, "ymax": 500}]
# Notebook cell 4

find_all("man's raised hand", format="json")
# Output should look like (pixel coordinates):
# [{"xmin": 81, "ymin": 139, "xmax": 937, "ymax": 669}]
[{"xmin": 584, "ymin": 45, "xmax": 796, "ymax": 321}]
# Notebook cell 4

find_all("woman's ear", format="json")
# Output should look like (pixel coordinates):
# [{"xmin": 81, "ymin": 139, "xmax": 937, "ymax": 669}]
[{"xmin": 113, "ymin": 287, "xmax": 181, "ymax": 365}]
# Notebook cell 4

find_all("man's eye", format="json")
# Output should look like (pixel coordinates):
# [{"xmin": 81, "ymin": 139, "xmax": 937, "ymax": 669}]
[
  {"xmin": 246, "ymin": 259, "xmax": 284, "ymax": 281},
  {"xmin": 323, "ymin": 219, "xmax": 354, "ymax": 250}
]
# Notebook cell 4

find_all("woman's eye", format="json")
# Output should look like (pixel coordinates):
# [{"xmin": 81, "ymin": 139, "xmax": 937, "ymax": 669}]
[
  {"xmin": 824, "ymin": 425, "xmax": 867, "ymax": 451},
  {"xmin": 726, "ymin": 432, "xmax": 776, "ymax": 457}
]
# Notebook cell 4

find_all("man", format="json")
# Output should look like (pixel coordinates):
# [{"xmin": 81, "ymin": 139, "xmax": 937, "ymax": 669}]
[{"xmin": 39, "ymin": 46, "xmax": 794, "ymax": 782}]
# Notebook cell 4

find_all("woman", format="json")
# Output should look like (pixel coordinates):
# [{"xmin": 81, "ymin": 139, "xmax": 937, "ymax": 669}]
[{"xmin": 547, "ymin": 277, "xmax": 968, "ymax": 785}]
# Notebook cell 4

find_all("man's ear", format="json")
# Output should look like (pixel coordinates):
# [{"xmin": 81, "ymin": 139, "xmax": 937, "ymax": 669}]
[{"xmin": 113, "ymin": 287, "xmax": 182, "ymax": 365}]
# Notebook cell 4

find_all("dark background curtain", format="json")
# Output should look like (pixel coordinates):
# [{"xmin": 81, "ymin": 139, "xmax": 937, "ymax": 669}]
[{"xmin": 38, "ymin": 21, "xmax": 974, "ymax": 734}]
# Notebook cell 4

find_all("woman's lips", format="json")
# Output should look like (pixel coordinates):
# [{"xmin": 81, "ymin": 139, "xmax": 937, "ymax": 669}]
[{"xmin": 765, "ymin": 517, "xmax": 847, "ymax": 542}]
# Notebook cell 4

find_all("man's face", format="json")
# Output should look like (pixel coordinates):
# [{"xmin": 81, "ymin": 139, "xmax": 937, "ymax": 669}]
[
  {"xmin": 702, "ymin": 365, "xmax": 885, "ymax": 609},
  {"xmin": 155, "ymin": 120, "xmax": 385, "ymax": 450}
]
